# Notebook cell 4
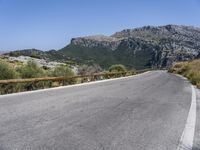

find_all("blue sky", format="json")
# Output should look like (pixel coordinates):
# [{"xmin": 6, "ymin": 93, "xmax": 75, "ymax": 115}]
[{"xmin": 0, "ymin": 0, "xmax": 200, "ymax": 51}]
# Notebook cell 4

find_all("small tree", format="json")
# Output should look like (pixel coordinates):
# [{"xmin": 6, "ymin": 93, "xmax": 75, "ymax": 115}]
[{"xmin": 109, "ymin": 64, "xmax": 127, "ymax": 72}]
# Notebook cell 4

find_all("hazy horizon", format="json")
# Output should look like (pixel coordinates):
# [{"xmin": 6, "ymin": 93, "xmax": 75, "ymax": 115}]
[{"xmin": 0, "ymin": 0, "xmax": 200, "ymax": 51}]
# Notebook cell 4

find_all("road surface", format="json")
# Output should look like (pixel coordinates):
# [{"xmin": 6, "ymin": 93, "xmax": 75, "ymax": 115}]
[{"xmin": 0, "ymin": 71, "xmax": 199, "ymax": 150}]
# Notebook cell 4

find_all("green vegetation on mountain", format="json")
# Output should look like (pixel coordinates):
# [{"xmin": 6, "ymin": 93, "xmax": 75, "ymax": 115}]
[{"xmin": 59, "ymin": 44, "xmax": 118, "ymax": 68}]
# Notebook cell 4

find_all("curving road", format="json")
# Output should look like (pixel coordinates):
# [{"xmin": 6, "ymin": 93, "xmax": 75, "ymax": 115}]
[{"xmin": 0, "ymin": 71, "xmax": 199, "ymax": 150}]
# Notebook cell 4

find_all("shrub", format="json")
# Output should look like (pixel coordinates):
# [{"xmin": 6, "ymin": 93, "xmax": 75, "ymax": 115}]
[
  {"xmin": 18, "ymin": 60, "xmax": 45, "ymax": 78},
  {"xmin": 0, "ymin": 61, "xmax": 20, "ymax": 94},
  {"xmin": 50, "ymin": 65, "xmax": 76, "ymax": 85},
  {"xmin": 78, "ymin": 64, "xmax": 102, "ymax": 75},
  {"xmin": 0, "ymin": 61, "xmax": 18, "ymax": 80},
  {"xmin": 109, "ymin": 64, "xmax": 127, "ymax": 72},
  {"xmin": 51, "ymin": 65, "xmax": 74, "ymax": 77}
]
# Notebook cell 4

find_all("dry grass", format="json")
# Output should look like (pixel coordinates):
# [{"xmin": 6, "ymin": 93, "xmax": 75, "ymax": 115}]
[{"xmin": 169, "ymin": 59, "xmax": 200, "ymax": 88}]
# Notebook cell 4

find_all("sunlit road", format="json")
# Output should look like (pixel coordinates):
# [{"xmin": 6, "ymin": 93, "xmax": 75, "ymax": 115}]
[{"xmin": 0, "ymin": 71, "xmax": 197, "ymax": 150}]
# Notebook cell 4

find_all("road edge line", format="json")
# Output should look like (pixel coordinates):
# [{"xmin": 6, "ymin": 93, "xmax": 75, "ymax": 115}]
[{"xmin": 177, "ymin": 85, "xmax": 197, "ymax": 150}]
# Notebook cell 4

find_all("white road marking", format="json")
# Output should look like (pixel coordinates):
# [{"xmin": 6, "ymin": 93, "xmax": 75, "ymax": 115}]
[
  {"xmin": 0, "ymin": 71, "xmax": 152, "ymax": 98},
  {"xmin": 177, "ymin": 85, "xmax": 197, "ymax": 150}
]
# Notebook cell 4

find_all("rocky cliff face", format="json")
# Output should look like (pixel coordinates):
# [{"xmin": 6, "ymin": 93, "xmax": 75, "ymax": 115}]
[
  {"xmin": 71, "ymin": 35, "xmax": 121, "ymax": 50},
  {"xmin": 60, "ymin": 25, "xmax": 200, "ymax": 69}
]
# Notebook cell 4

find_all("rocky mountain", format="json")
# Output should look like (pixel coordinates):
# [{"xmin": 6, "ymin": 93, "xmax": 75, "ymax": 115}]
[
  {"xmin": 5, "ymin": 25, "xmax": 200, "ymax": 69},
  {"xmin": 60, "ymin": 25, "xmax": 200, "ymax": 69}
]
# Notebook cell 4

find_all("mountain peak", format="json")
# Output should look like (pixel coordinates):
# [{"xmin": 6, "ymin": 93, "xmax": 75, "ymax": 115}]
[{"xmin": 111, "ymin": 25, "xmax": 200, "ymax": 41}]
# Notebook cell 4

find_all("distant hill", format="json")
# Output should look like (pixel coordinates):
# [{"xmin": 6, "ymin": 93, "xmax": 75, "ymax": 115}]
[
  {"xmin": 7, "ymin": 49, "xmax": 68, "ymax": 62},
  {"xmin": 5, "ymin": 25, "xmax": 200, "ymax": 69},
  {"xmin": 0, "ymin": 51, "xmax": 9, "ymax": 55}
]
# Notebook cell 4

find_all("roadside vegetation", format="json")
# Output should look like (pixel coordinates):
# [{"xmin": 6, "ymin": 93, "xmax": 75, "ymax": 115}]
[
  {"xmin": 0, "ymin": 59, "xmax": 76, "ymax": 94},
  {"xmin": 18, "ymin": 60, "xmax": 45, "ymax": 78},
  {"xmin": 0, "ymin": 58, "xmax": 133, "ymax": 94},
  {"xmin": 0, "ymin": 61, "xmax": 19, "ymax": 80},
  {"xmin": 78, "ymin": 64, "xmax": 102, "ymax": 75},
  {"xmin": 109, "ymin": 64, "xmax": 127, "ymax": 72},
  {"xmin": 169, "ymin": 59, "xmax": 200, "ymax": 88}
]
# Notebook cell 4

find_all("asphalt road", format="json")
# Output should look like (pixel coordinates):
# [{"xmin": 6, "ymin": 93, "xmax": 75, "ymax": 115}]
[{"xmin": 0, "ymin": 71, "xmax": 198, "ymax": 150}]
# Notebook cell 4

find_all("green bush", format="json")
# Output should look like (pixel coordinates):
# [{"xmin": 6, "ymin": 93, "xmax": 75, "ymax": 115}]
[
  {"xmin": 78, "ymin": 64, "xmax": 102, "ymax": 75},
  {"xmin": 18, "ymin": 60, "xmax": 45, "ymax": 78},
  {"xmin": 0, "ymin": 61, "xmax": 18, "ymax": 80},
  {"xmin": 0, "ymin": 61, "xmax": 20, "ymax": 94},
  {"xmin": 51, "ymin": 65, "xmax": 74, "ymax": 77},
  {"xmin": 109, "ymin": 64, "xmax": 127, "ymax": 72},
  {"xmin": 51, "ymin": 65, "xmax": 76, "ymax": 85}
]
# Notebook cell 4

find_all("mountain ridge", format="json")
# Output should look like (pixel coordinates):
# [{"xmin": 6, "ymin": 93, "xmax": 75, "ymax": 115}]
[{"xmin": 4, "ymin": 24, "xmax": 200, "ymax": 69}]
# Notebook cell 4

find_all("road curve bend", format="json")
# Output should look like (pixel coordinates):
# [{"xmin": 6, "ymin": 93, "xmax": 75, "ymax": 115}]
[{"xmin": 0, "ymin": 71, "xmax": 198, "ymax": 150}]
